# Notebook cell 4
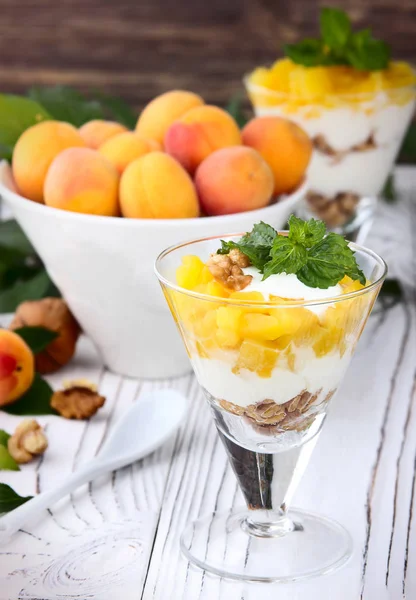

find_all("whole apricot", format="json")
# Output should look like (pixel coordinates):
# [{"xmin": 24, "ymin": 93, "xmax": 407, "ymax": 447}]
[
  {"xmin": 146, "ymin": 139, "xmax": 162, "ymax": 151},
  {"xmin": 135, "ymin": 90, "xmax": 204, "ymax": 145},
  {"xmin": 79, "ymin": 120, "xmax": 128, "ymax": 149},
  {"xmin": 10, "ymin": 298, "xmax": 81, "ymax": 375},
  {"xmin": 164, "ymin": 105, "xmax": 242, "ymax": 174},
  {"xmin": 242, "ymin": 116, "xmax": 312, "ymax": 195},
  {"xmin": 0, "ymin": 330, "xmax": 34, "ymax": 406},
  {"xmin": 120, "ymin": 152, "xmax": 199, "ymax": 219},
  {"xmin": 12, "ymin": 121, "xmax": 85, "ymax": 203},
  {"xmin": 99, "ymin": 132, "xmax": 152, "ymax": 174},
  {"xmin": 44, "ymin": 148, "xmax": 119, "ymax": 216},
  {"xmin": 195, "ymin": 147, "xmax": 274, "ymax": 215}
]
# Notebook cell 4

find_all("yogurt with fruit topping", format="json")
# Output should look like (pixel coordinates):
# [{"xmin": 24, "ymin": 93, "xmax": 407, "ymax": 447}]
[
  {"xmin": 173, "ymin": 218, "xmax": 373, "ymax": 432},
  {"xmin": 245, "ymin": 7, "xmax": 416, "ymax": 229}
]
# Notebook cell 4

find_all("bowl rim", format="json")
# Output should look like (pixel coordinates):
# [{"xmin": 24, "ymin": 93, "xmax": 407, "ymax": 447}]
[{"xmin": 0, "ymin": 160, "xmax": 307, "ymax": 229}]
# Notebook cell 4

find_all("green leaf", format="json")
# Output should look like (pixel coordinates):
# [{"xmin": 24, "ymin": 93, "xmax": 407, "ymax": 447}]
[
  {"xmin": 346, "ymin": 32, "xmax": 390, "ymax": 71},
  {"xmin": 399, "ymin": 121, "xmax": 416, "ymax": 163},
  {"xmin": 0, "ymin": 270, "xmax": 51, "ymax": 312},
  {"xmin": 284, "ymin": 39, "xmax": 329, "ymax": 67},
  {"xmin": 0, "ymin": 445, "xmax": 19, "ymax": 471},
  {"xmin": 218, "ymin": 222, "xmax": 277, "ymax": 270},
  {"xmin": 3, "ymin": 373, "xmax": 56, "ymax": 416},
  {"xmin": 263, "ymin": 236, "xmax": 308, "ymax": 279},
  {"xmin": 288, "ymin": 215, "xmax": 326, "ymax": 247},
  {"xmin": 92, "ymin": 91, "xmax": 137, "ymax": 128},
  {"xmin": 298, "ymin": 233, "xmax": 365, "ymax": 288},
  {"xmin": 13, "ymin": 326, "xmax": 58, "ymax": 354},
  {"xmin": 0, "ymin": 94, "xmax": 50, "ymax": 154},
  {"xmin": 28, "ymin": 86, "xmax": 105, "ymax": 127},
  {"xmin": 225, "ymin": 94, "xmax": 249, "ymax": 129},
  {"xmin": 0, "ymin": 483, "xmax": 32, "ymax": 513},
  {"xmin": 320, "ymin": 7, "xmax": 351, "ymax": 50},
  {"xmin": 382, "ymin": 174, "xmax": 396, "ymax": 203},
  {"xmin": 0, "ymin": 430, "xmax": 10, "ymax": 446},
  {"xmin": 0, "ymin": 220, "xmax": 35, "ymax": 256}
]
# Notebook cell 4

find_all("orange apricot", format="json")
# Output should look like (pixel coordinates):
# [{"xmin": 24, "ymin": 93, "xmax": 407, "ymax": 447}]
[
  {"xmin": 0, "ymin": 330, "xmax": 34, "ymax": 406},
  {"xmin": 12, "ymin": 121, "xmax": 86, "ymax": 203},
  {"xmin": 44, "ymin": 148, "xmax": 119, "ymax": 216},
  {"xmin": 135, "ymin": 90, "xmax": 204, "ymax": 145},
  {"xmin": 195, "ymin": 146, "xmax": 274, "ymax": 215},
  {"xmin": 164, "ymin": 105, "xmax": 242, "ymax": 174},
  {"xmin": 79, "ymin": 120, "xmax": 127, "ymax": 149},
  {"xmin": 98, "ymin": 132, "xmax": 152, "ymax": 174},
  {"xmin": 120, "ymin": 151, "xmax": 199, "ymax": 219},
  {"xmin": 242, "ymin": 116, "xmax": 312, "ymax": 196}
]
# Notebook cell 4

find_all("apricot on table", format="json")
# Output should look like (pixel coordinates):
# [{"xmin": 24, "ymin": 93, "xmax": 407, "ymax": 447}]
[
  {"xmin": 99, "ymin": 132, "xmax": 152, "ymax": 174},
  {"xmin": 135, "ymin": 90, "xmax": 205, "ymax": 146},
  {"xmin": 195, "ymin": 146, "xmax": 274, "ymax": 215},
  {"xmin": 0, "ymin": 330, "xmax": 34, "ymax": 407},
  {"xmin": 12, "ymin": 120, "xmax": 86, "ymax": 203},
  {"xmin": 44, "ymin": 147, "xmax": 119, "ymax": 216},
  {"xmin": 164, "ymin": 105, "xmax": 242, "ymax": 174},
  {"xmin": 79, "ymin": 120, "xmax": 128, "ymax": 149},
  {"xmin": 242, "ymin": 116, "xmax": 312, "ymax": 196},
  {"xmin": 120, "ymin": 151, "xmax": 199, "ymax": 219}
]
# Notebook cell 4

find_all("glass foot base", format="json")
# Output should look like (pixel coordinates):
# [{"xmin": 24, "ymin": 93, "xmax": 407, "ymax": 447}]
[{"xmin": 181, "ymin": 508, "xmax": 352, "ymax": 583}]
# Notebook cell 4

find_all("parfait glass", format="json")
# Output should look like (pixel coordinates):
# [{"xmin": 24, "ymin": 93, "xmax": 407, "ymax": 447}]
[
  {"xmin": 245, "ymin": 78, "xmax": 415, "ymax": 240},
  {"xmin": 155, "ymin": 234, "xmax": 387, "ymax": 582}
]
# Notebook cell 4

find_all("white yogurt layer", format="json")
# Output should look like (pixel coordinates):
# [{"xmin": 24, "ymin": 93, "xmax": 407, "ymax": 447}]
[
  {"xmin": 257, "ymin": 95, "xmax": 415, "ymax": 197},
  {"xmin": 194, "ymin": 347, "xmax": 351, "ymax": 407},
  {"xmin": 242, "ymin": 268, "xmax": 342, "ymax": 317}
]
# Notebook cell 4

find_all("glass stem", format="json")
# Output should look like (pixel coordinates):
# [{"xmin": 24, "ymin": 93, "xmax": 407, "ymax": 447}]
[{"xmin": 217, "ymin": 428, "xmax": 320, "ymax": 538}]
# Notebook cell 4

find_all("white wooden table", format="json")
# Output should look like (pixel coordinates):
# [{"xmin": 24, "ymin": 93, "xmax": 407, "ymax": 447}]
[{"xmin": 0, "ymin": 168, "xmax": 415, "ymax": 600}]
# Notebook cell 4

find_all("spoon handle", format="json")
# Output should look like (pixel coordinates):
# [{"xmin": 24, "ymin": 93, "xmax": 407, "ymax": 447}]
[{"xmin": 0, "ymin": 459, "xmax": 108, "ymax": 543}]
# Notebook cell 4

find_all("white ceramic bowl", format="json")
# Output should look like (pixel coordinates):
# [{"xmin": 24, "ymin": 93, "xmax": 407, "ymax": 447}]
[{"xmin": 0, "ymin": 161, "xmax": 306, "ymax": 378}]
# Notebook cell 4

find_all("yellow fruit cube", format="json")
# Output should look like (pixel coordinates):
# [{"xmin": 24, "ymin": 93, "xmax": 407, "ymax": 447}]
[
  {"xmin": 176, "ymin": 255, "xmax": 205, "ymax": 290},
  {"xmin": 216, "ymin": 306, "xmax": 243, "ymax": 332},
  {"xmin": 241, "ymin": 313, "xmax": 285, "ymax": 341},
  {"xmin": 233, "ymin": 339, "xmax": 279, "ymax": 377},
  {"xmin": 289, "ymin": 66, "xmax": 333, "ymax": 99},
  {"xmin": 216, "ymin": 328, "xmax": 241, "ymax": 349}
]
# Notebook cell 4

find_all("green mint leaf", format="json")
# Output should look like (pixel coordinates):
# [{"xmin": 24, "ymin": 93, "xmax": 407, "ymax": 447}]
[
  {"xmin": 0, "ymin": 483, "xmax": 32, "ymax": 513},
  {"xmin": 297, "ymin": 233, "xmax": 365, "ymax": 288},
  {"xmin": 218, "ymin": 222, "xmax": 277, "ymax": 270},
  {"xmin": 288, "ymin": 215, "xmax": 326, "ymax": 247},
  {"xmin": 3, "ymin": 373, "xmax": 56, "ymax": 416},
  {"xmin": 0, "ymin": 430, "xmax": 11, "ymax": 446},
  {"xmin": 346, "ymin": 32, "xmax": 390, "ymax": 70},
  {"xmin": 320, "ymin": 7, "xmax": 351, "ymax": 50},
  {"xmin": 13, "ymin": 326, "xmax": 58, "ymax": 354},
  {"xmin": 263, "ymin": 237, "xmax": 308, "ymax": 280},
  {"xmin": 225, "ymin": 94, "xmax": 249, "ymax": 129},
  {"xmin": 284, "ymin": 39, "xmax": 330, "ymax": 67},
  {"xmin": 0, "ymin": 445, "xmax": 19, "ymax": 471},
  {"xmin": 0, "ymin": 270, "xmax": 51, "ymax": 313}
]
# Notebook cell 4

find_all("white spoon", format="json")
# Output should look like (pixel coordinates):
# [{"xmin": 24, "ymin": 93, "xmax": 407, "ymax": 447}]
[{"xmin": 0, "ymin": 388, "xmax": 187, "ymax": 543}]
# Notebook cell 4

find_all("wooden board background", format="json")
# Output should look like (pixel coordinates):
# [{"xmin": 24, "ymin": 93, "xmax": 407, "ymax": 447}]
[{"xmin": 0, "ymin": 0, "xmax": 414, "ymax": 112}]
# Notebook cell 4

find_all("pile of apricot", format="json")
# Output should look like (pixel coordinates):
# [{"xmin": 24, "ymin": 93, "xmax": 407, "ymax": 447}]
[{"xmin": 11, "ymin": 90, "xmax": 312, "ymax": 219}]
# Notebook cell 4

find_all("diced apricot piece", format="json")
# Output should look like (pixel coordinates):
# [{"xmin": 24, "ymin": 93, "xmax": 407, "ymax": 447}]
[
  {"xmin": 176, "ymin": 255, "xmax": 205, "ymax": 290},
  {"xmin": 233, "ymin": 339, "xmax": 279, "ymax": 377},
  {"xmin": 241, "ymin": 313, "xmax": 284, "ymax": 341}
]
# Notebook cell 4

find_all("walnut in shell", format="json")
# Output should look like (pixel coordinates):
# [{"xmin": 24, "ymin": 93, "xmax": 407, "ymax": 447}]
[
  {"xmin": 8, "ymin": 419, "xmax": 48, "ymax": 464},
  {"xmin": 9, "ymin": 298, "xmax": 81, "ymax": 374}
]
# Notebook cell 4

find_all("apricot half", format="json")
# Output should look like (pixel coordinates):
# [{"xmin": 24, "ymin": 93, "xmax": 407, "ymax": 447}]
[{"xmin": 0, "ymin": 330, "xmax": 34, "ymax": 406}]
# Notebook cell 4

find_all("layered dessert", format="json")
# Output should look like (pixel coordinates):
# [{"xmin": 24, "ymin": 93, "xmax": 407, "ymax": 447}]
[
  {"xmin": 245, "ymin": 7, "xmax": 416, "ymax": 229},
  {"xmin": 171, "ymin": 217, "xmax": 375, "ymax": 449}
]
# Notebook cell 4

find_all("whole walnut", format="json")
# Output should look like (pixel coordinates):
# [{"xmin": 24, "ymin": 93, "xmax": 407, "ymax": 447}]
[{"xmin": 9, "ymin": 298, "xmax": 81, "ymax": 374}]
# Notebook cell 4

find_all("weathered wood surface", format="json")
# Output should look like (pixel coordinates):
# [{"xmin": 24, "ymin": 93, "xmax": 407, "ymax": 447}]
[
  {"xmin": 0, "ymin": 168, "xmax": 415, "ymax": 599},
  {"xmin": 0, "ymin": 0, "xmax": 414, "ymax": 110}
]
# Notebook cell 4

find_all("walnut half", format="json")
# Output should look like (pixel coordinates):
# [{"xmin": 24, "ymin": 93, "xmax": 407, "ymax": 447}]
[
  {"xmin": 51, "ymin": 385, "xmax": 105, "ymax": 419},
  {"xmin": 8, "ymin": 419, "xmax": 48, "ymax": 464},
  {"xmin": 207, "ymin": 249, "xmax": 252, "ymax": 291}
]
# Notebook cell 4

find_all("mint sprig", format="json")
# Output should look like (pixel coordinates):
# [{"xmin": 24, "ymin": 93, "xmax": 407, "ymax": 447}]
[
  {"xmin": 217, "ymin": 216, "xmax": 365, "ymax": 289},
  {"xmin": 284, "ymin": 7, "xmax": 391, "ymax": 71}
]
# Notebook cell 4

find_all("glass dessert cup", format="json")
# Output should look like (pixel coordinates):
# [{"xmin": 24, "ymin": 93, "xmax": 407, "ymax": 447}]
[
  {"xmin": 244, "ymin": 78, "xmax": 416, "ymax": 239},
  {"xmin": 155, "ymin": 234, "xmax": 387, "ymax": 583}
]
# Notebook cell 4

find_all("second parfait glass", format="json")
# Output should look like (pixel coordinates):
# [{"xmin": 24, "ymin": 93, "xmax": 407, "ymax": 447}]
[{"xmin": 155, "ymin": 234, "xmax": 386, "ymax": 583}]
